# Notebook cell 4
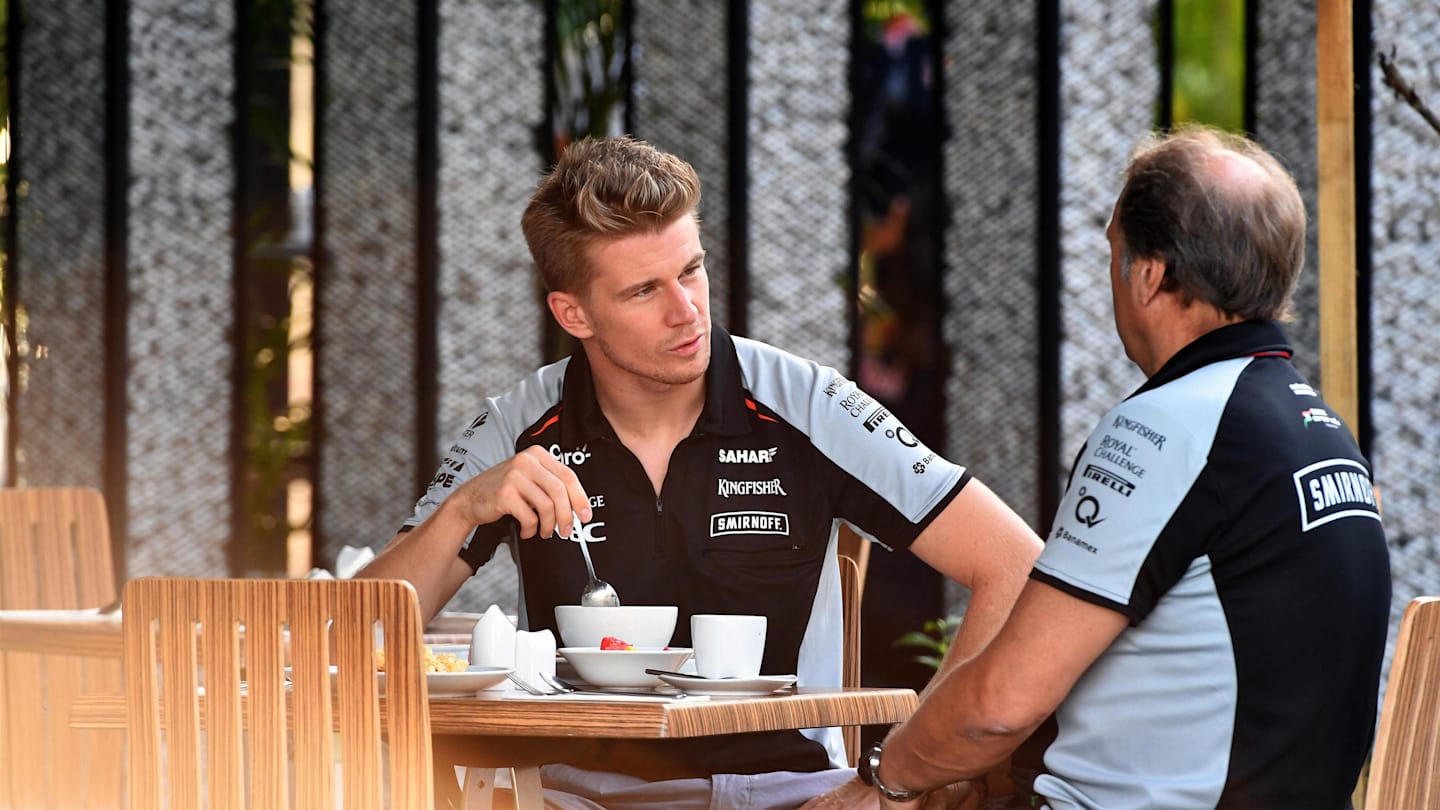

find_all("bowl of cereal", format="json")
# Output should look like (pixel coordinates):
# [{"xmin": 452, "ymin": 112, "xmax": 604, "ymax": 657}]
[{"xmin": 554, "ymin": 605, "xmax": 678, "ymax": 649}]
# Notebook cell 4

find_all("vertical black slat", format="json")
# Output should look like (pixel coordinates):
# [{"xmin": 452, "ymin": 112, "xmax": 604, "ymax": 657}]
[
  {"xmin": 1352, "ymin": 0, "xmax": 1373, "ymax": 456},
  {"xmin": 539, "ymin": 0, "xmax": 564, "ymax": 362},
  {"xmin": 3, "ymin": 0, "xmax": 21, "ymax": 487},
  {"xmin": 725, "ymin": 0, "xmax": 749, "ymax": 336},
  {"xmin": 309, "ymin": 0, "xmax": 327, "ymax": 564},
  {"xmin": 1242, "ymin": 0, "xmax": 1257, "ymax": 136},
  {"xmin": 1036, "ymin": 0, "xmax": 1062, "ymax": 531},
  {"xmin": 926, "ymin": 0, "xmax": 947, "ymax": 382},
  {"xmin": 103, "ymin": 0, "xmax": 131, "ymax": 581},
  {"xmin": 416, "ymin": 0, "xmax": 439, "ymax": 493},
  {"xmin": 541, "ymin": 0, "xmax": 558, "ymax": 168},
  {"xmin": 1156, "ymin": 0, "xmax": 1174, "ymax": 130},
  {"xmin": 233, "ymin": 1, "xmax": 295, "ymax": 575},
  {"xmin": 230, "ymin": 0, "xmax": 253, "ymax": 577},
  {"xmin": 620, "ymin": 0, "xmax": 635, "ymax": 136}
]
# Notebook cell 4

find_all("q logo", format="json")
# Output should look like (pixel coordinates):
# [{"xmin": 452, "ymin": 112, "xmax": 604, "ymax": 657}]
[{"xmin": 1074, "ymin": 487, "xmax": 1106, "ymax": 528}]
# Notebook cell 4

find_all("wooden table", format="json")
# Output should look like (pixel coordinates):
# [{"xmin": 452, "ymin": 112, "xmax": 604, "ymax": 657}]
[
  {"xmin": 44, "ymin": 607, "xmax": 915, "ymax": 808},
  {"xmin": 73, "ymin": 685, "xmax": 917, "ymax": 808},
  {"xmin": 0, "ymin": 608, "xmax": 123, "ymax": 657}
]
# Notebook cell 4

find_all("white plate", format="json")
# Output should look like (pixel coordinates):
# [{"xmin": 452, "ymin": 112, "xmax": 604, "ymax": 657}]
[
  {"xmin": 654, "ymin": 672, "xmax": 797, "ymax": 696},
  {"xmin": 558, "ymin": 647, "xmax": 693, "ymax": 688},
  {"xmin": 292, "ymin": 664, "xmax": 512, "ymax": 696},
  {"xmin": 417, "ymin": 666, "xmax": 512, "ymax": 696}
]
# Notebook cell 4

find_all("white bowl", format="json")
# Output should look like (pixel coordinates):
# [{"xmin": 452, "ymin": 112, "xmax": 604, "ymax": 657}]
[
  {"xmin": 553, "ymin": 605, "xmax": 678, "ymax": 649},
  {"xmin": 559, "ymin": 647, "xmax": 693, "ymax": 688}
]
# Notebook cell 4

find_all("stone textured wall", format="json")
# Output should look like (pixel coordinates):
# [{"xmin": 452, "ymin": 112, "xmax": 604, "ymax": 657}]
[
  {"xmin": 1253, "ymin": 2, "xmax": 1321, "ymax": 385},
  {"xmin": 746, "ymin": 0, "xmax": 850, "ymax": 370},
  {"xmin": 123, "ymin": 1, "xmax": 235, "ymax": 577},
  {"xmin": 1056, "ymin": 2, "xmax": 1157, "ymax": 471},
  {"xmin": 434, "ymin": 0, "xmax": 547, "ymax": 614},
  {"xmin": 10, "ymin": 3, "xmax": 1437, "ymax": 650},
  {"xmin": 1369, "ymin": 0, "xmax": 1440, "ymax": 683},
  {"xmin": 633, "ymin": 0, "xmax": 732, "ymax": 331},
  {"xmin": 940, "ymin": 3, "xmax": 1042, "ymax": 613},
  {"xmin": 942, "ymin": 2, "xmax": 1042, "ymax": 529},
  {"xmin": 14, "ymin": 0, "xmax": 107, "ymax": 490},
  {"xmin": 316, "ymin": 1, "xmax": 420, "ymax": 563}
]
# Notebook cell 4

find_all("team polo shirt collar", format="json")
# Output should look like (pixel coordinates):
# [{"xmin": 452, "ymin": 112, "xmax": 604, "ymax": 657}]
[
  {"xmin": 557, "ymin": 326, "xmax": 754, "ymax": 448},
  {"xmin": 1132, "ymin": 320, "xmax": 1292, "ymax": 398}
]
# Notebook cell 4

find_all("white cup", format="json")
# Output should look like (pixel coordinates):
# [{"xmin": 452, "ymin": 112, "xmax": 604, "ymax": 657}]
[{"xmin": 691, "ymin": 614, "xmax": 766, "ymax": 679}]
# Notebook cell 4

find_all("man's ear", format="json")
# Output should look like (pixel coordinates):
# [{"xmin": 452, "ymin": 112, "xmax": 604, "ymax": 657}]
[
  {"xmin": 1129, "ymin": 256, "xmax": 1168, "ymax": 308},
  {"xmin": 547, "ymin": 290, "xmax": 595, "ymax": 340}
]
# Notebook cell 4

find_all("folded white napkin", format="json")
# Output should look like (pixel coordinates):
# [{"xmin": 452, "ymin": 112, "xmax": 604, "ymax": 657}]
[
  {"xmin": 513, "ymin": 628, "xmax": 557, "ymax": 690},
  {"xmin": 471, "ymin": 605, "xmax": 518, "ymax": 691}
]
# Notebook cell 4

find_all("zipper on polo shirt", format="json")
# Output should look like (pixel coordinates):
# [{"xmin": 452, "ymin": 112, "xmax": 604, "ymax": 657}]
[{"xmin": 654, "ymin": 496, "xmax": 664, "ymax": 555}]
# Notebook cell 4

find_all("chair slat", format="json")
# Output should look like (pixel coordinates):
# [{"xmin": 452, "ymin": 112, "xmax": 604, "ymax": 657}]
[
  {"xmin": 125, "ymin": 593, "xmax": 164, "ymax": 809},
  {"xmin": 1365, "ymin": 596, "xmax": 1440, "ymax": 810},
  {"xmin": 289, "ymin": 580, "xmax": 334, "ymax": 809},
  {"xmin": 335, "ymin": 581, "xmax": 384, "ymax": 810},
  {"xmin": 245, "ymin": 581, "xmax": 290, "ymax": 809},
  {"xmin": 203, "ymin": 584, "xmax": 246, "ymax": 809},
  {"xmin": 160, "ymin": 580, "xmax": 204, "ymax": 809},
  {"xmin": 382, "ymin": 582, "xmax": 434, "ymax": 805}
]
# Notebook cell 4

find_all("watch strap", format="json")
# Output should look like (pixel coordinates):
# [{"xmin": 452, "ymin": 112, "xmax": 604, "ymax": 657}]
[{"xmin": 866, "ymin": 741, "xmax": 925, "ymax": 802}]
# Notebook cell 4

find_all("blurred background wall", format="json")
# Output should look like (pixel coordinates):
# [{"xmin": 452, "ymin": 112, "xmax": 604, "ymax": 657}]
[{"xmin": 4, "ymin": 0, "xmax": 1436, "ymax": 692}]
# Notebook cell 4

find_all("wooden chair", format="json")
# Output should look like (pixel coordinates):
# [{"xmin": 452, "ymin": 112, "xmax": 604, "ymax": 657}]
[
  {"xmin": 0, "ymin": 487, "xmax": 125, "ymax": 809},
  {"xmin": 122, "ymin": 577, "xmax": 435, "ymax": 810},
  {"xmin": 1363, "ymin": 596, "xmax": 1440, "ymax": 810},
  {"xmin": 0, "ymin": 487, "xmax": 116, "ymax": 610}
]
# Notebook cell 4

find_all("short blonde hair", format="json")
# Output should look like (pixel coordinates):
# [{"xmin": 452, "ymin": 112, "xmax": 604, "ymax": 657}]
[{"xmin": 521, "ymin": 136, "xmax": 702, "ymax": 294}]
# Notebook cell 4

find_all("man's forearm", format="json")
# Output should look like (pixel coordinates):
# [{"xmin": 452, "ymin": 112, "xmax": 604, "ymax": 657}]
[
  {"xmin": 918, "ymin": 581, "xmax": 1012, "ymax": 698},
  {"xmin": 884, "ymin": 666, "xmax": 1036, "ymax": 793},
  {"xmin": 357, "ymin": 503, "xmax": 476, "ymax": 622}
]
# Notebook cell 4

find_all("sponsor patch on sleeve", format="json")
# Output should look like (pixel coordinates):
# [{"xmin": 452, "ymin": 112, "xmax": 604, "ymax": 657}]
[{"xmin": 1293, "ymin": 458, "xmax": 1381, "ymax": 531}]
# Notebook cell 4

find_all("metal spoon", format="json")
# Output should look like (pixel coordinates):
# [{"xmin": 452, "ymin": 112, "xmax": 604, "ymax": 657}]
[{"xmin": 570, "ymin": 513, "xmax": 620, "ymax": 607}]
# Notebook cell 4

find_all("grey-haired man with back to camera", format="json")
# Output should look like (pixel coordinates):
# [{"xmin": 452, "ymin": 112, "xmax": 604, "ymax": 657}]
[{"xmin": 810, "ymin": 125, "xmax": 1390, "ymax": 810}]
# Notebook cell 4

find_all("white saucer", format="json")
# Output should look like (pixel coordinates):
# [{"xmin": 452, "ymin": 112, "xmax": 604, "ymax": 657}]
[{"xmin": 654, "ymin": 672, "xmax": 797, "ymax": 695}]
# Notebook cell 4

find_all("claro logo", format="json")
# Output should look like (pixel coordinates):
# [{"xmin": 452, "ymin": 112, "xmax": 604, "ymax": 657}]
[{"xmin": 549, "ymin": 444, "xmax": 592, "ymax": 466}]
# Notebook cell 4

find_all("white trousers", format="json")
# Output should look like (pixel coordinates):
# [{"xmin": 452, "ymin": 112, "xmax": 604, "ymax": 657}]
[{"xmin": 537, "ymin": 764, "xmax": 858, "ymax": 810}]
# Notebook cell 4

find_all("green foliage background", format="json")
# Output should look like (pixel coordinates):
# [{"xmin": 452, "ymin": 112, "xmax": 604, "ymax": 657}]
[{"xmin": 1171, "ymin": 0, "xmax": 1247, "ymax": 132}]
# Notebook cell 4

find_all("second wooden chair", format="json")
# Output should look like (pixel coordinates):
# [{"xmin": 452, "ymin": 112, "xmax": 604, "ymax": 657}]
[{"xmin": 122, "ymin": 576, "xmax": 435, "ymax": 810}]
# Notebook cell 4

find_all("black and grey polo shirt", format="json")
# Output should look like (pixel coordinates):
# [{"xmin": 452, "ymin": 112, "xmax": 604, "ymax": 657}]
[
  {"xmin": 403, "ymin": 326, "xmax": 968, "ymax": 773},
  {"xmin": 1032, "ymin": 320, "xmax": 1390, "ymax": 809}
]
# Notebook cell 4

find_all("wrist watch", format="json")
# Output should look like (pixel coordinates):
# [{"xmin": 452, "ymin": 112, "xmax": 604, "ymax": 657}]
[{"xmin": 863, "ymin": 741, "xmax": 925, "ymax": 803}]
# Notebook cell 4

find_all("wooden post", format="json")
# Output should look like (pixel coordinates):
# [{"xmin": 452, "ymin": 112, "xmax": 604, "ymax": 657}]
[
  {"xmin": 1316, "ymin": 0, "xmax": 1359, "ymax": 429},
  {"xmin": 1318, "ymin": 10, "xmax": 1371, "ymax": 809}
]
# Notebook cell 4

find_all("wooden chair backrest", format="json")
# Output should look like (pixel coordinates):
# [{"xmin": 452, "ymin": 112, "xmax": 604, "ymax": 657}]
[
  {"xmin": 0, "ymin": 487, "xmax": 116, "ymax": 610},
  {"xmin": 0, "ymin": 487, "xmax": 124, "ymax": 810},
  {"xmin": 1364, "ymin": 596, "xmax": 1440, "ymax": 810},
  {"xmin": 123, "ymin": 577, "xmax": 434, "ymax": 810},
  {"xmin": 839, "ymin": 553, "xmax": 863, "ymax": 766}
]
